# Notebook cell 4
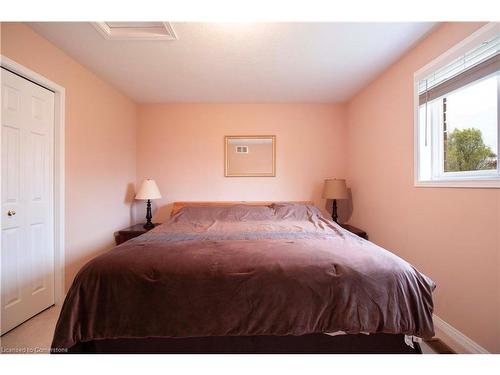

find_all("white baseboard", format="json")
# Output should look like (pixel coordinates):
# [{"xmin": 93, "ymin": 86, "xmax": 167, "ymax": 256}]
[{"xmin": 433, "ymin": 315, "xmax": 490, "ymax": 354}]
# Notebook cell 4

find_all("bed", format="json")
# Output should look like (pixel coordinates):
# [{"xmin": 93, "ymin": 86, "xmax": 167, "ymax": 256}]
[{"xmin": 51, "ymin": 202, "xmax": 435, "ymax": 353}]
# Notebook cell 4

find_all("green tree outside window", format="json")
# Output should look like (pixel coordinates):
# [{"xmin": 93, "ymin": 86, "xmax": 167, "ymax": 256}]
[{"xmin": 445, "ymin": 128, "xmax": 497, "ymax": 172}]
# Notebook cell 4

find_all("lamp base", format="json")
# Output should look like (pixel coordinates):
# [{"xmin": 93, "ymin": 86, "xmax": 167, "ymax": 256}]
[
  {"xmin": 144, "ymin": 199, "xmax": 154, "ymax": 230},
  {"xmin": 143, "ymin": 222, "xmax": 155, "ymax": 230},
  {"xmin": 331, "ymin": 199, "xmax": 338, "ymax": 223}
]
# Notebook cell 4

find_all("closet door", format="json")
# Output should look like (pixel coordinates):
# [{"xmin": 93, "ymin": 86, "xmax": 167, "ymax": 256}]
[{"xmin": 1, "ymin": 67, "xmax": 55, "ymax": 334}]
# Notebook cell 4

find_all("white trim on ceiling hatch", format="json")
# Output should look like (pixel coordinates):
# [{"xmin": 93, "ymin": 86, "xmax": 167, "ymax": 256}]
[{"xmin": 92, "ymin": 22, "xmax": 178, "ymax": 41}]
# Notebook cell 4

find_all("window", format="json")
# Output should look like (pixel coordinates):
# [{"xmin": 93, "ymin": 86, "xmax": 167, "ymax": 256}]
[{"xmin": 415, "ymin": 23, "xmax": 500, "ymax": 188}]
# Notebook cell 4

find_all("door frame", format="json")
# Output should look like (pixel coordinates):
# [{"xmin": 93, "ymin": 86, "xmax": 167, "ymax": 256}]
[{"xmin": 1, "ymin": 55, "xmax": 65, "ymax": 306}]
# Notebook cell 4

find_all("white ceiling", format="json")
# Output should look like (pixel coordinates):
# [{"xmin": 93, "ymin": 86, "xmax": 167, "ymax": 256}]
[{"xmin": 28, "ymin": 22, "xmax": 437, "ymax": 103}]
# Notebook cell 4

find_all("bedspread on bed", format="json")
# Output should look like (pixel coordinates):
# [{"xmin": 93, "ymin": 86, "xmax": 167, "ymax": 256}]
[{"xmin": 51, "ymin": 204, "xmax": 435, "ymax": 350}]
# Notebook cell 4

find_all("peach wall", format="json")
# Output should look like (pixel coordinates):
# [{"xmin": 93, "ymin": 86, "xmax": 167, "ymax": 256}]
[
  {"xmin": 347, "ymin": 22, "xmax": 499, "ymax": 352},
  {"xmin": 136, "ymin": 103, "xmax": 348, "ymax": 222},
  {"xmin": 1, "ymin": 23, "xmax": 137, "ymax": 290}
]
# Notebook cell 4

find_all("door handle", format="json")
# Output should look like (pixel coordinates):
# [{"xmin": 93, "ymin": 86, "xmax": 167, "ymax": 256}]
[{"xmin": 7, "ymin": 210, "xmax": 16, "ymax": 216}]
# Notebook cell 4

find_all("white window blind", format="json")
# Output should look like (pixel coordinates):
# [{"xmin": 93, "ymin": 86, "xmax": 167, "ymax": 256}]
[{"xmin": 418, "ymin": 33, "xmax": 499, "ymax": 98}]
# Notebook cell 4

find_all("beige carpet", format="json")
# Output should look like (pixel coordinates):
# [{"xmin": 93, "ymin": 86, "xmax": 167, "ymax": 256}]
[{"xmin": 1, "ymin": 305, "xmax": 61, "ymax": 354}]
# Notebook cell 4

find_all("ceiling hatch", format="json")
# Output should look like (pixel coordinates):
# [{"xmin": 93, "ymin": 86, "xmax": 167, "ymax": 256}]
[{"xmin": 92, "ymin": 22, "xmax": 177, "ymax": 41}]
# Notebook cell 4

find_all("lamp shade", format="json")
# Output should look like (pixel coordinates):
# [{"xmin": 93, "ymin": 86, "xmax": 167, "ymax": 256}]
[
  {"xmin": 135, "ymin": 179, "xmax": 162, "ymax": 200},
  {"xmin": 322, "ymin": 178, "xmax": 349, "ymax": 200}
]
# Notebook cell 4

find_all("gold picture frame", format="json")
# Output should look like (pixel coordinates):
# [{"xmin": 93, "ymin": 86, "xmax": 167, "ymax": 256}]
[{"xmin": 224, "ymin": 135, "xmax": 276, "ymax": 177}]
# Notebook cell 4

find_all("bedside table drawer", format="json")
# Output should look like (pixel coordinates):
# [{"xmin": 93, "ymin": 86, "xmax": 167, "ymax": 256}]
[
  {"xmin": 114, "ymin": 223, "xmax": 161, "ymax": 245},
  {"xmin": 339, "ymin": 224, "xmax": 368, "ymax": 240},
  {"xmin": 115, "ymin": 232, "xmax": 141, "ymax": 245}
]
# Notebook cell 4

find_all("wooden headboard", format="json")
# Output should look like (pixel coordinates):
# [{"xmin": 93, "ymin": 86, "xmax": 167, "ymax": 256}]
[{"xmin": 170, "ymin": 201, "xmax": 314, "ymax": 217}]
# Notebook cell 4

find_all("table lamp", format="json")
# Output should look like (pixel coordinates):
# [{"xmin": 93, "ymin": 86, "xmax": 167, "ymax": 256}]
[
  {"xmin": 135, "ymin": 179, "xmax": 162, "ymax": 229},
  {"xmin": 322, "ymin": 178, "xmax": 349, "ymax": 223}
]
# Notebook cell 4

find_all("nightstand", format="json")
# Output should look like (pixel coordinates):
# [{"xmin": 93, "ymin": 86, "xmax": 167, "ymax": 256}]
[
  {"xmin": 114, "ymin": 223, "xmax": 161, "ymax": 245},
  {"xmin": 340, "ymin": 224, "xmax": 368, "ymax": 240}
]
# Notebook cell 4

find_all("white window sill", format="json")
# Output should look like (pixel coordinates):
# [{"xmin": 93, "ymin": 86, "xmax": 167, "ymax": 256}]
[{"xmin": 415, "ymin": 179, "xmax": 500, "ymax": 188}]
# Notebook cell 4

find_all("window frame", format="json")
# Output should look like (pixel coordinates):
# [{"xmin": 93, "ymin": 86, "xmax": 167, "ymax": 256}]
[{"xmin": 414, "ymin": 22, "xmax": 500, "ymax": 188}]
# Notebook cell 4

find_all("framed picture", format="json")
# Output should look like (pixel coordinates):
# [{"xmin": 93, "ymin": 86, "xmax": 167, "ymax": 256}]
[{"xmin": 224, "ymin": 135, "xmax": 276, "ymax": 177}]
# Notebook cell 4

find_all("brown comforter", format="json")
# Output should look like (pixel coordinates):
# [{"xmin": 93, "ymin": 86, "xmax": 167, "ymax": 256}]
[{"xmin": 51, "ymin": 204, "xmax": 435, "ymax": 350}]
